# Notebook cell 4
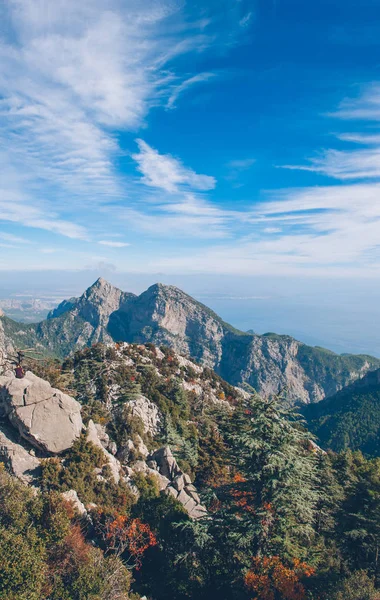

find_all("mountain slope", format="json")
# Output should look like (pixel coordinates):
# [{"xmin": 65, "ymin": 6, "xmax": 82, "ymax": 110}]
[
  {"xmin": 1, "ymin": 278, "xmax": 379, "ymax": 404},
  {"xmin": 303, "ymin": 368, "xmax": 380, "ymax": 456}
]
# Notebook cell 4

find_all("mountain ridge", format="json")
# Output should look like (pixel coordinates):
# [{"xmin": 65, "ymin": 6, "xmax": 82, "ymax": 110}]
[
  {"xmin": 303, "ymin": 366, "xmax": 380, "ymax": 456},
  {"xmin": 1, "ymin": 277, "xmax": 379, "ymax": 404}
]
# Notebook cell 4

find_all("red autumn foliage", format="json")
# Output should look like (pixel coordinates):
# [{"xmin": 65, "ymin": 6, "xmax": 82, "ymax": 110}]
[
  {"xmin": 245, "ymin": 556, "xmax": 315, "ymax": 600},
  {"xmin": 230, "ymin": 473, "xmax": 256, "ymax": 514},
  {"xmin": 95, "ymin": 511, "xmax": 157, "ymax": 569}
]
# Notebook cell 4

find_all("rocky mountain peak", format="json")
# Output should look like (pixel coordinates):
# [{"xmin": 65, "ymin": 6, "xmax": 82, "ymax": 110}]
[
  {"xmin": 2, "ymin": 280, "xmax": 380, "ymax": 404},
  {"xmin": 84, "ymin": 277, "xmax": 121, "ymax": 300}
]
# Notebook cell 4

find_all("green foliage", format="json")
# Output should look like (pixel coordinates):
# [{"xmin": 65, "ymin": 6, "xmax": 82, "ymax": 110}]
[
  {"xmin": 0, "ymin": 526, "xmax": 47, "ymax": 600},
  {"xmin": 0, "ymin": 469, "xmax": 133, "ymax": 599},
  {"xmin": 331, "ymin": 570, "xmax": 379, "ymax": 600},
  {"xmin": 41, "ymin": 435, "xmax": 135, "ymax": 511},
  {"xmin": 217, "ymin": 396, "xmax": 319, "ymax": 561},
  {"xmin": 4, "ymin": 339, "xmax": 380, "ymax": 600},
  {"xmin": 132, "ymin": 472, "xmax": 160, "ymax": 501},
  {"xmin": 303, "ymin": 381, "xmax": 380, "ymax": 456}
]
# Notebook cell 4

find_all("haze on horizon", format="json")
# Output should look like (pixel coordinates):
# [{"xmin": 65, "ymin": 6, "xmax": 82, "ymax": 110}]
[{"xmin": 1, "ymin": 0, "xmax": 380, "ymax": 357}]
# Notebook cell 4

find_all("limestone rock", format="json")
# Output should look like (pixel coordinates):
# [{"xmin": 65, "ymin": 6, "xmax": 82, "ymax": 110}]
[
  {"xmin": 0, "ymin": 372, "xmax": 83, "ymax": 454},
  {"xmin": 0, "ymin": 423, "xmax": 41, "ymax": 484},
  {"xmin": 127, "ymin": 395, "xmax": 161, "ymax": 436},
  {"xmin": 151, "ymin": 445, "xmax": 207, "ymax": 519},
  {"xmin": 108, "ymin": 441, "xmax": 118, "ymax": 455},
  {"xmin": 135, "ymin": 434, "xmax": 149, "ymax": 457},
  {"xmin": 87, "ymin": 420, "xmax": 121, "ymax": 483},
  {"xmin": 173, "ymin": 474, "xmax": 185, "ymax": 492},
  {"xmin": 62, "ymin": 490, "xmax": 87, "ymax": 516},
  {"xmin": 94, "ymin": 423, "xmax": 109, "ymax": 449},
  {"xmin": 117, "ymin": 439, "xmax": 135, "ymax": 464}
]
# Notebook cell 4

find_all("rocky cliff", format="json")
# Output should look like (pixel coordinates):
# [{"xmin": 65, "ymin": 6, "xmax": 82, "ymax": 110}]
[{"xmin": 1, "ymin": 278, "xmax": 379, "ymax": 403}]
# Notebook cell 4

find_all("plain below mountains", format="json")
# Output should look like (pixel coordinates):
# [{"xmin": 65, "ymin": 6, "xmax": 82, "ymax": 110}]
[{"xmin": 1, "ymin": 277, "xmax": 379, "ymax": 404}]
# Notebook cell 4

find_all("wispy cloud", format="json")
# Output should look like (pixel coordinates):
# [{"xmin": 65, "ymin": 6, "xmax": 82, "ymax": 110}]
[
  {"xmin": 239, "ymin": 13, "xmax": 253, "ymax": 28},
  {"xmin": 0, "ymin": 0, "xmax": 230, "ymax": 242},
  {"xmin": 166, "ymin": 72, "xmax": 216, "ymax": 109},
  {"xmin": 283, "ymin": 82, "xmax": 380, "ymax": 181},
  {"xmin": 132, "ymin": 139, "xmax": 216, "ymax": 193},
  {"xmin": 227, "ymin": 158, "xmax": 256, "ymax": 170},
  {"xmin": 98, "ymin": 240, "xmax": 130, "ymax": 248},
  {"xmin": 0, "ymin": 232, "xmax": 31, "ymax": 244}
]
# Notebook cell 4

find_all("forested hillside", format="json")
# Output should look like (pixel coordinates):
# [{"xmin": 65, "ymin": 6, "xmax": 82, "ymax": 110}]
[
  {"xmin": 303, "ymin": 368, "xmax": 380, "ymax": 457},
  {"xmin": 1, "ymin": 342, "xmax": 379, "ymax": 599}
]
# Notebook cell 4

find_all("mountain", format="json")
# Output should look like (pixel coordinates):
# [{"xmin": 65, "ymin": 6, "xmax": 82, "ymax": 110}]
[
  {"xmin": 1, "ymin": 341, "xmax": 379, "ymax": 600},
  {"xmin": 1, "ymin": 277, "xmax": 379, "ymax": 404},
  {"xmin": 303, "ymin": 367, "xmax": 380, "ymax": 456}
]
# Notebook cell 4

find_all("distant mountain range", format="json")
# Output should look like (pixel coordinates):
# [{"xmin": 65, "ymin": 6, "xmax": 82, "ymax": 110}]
[
  {"xmin": 303, "ymin": 367, "xmax": 380, "ymax": 456},
  {"xmin": 1, "ymin": 277, "xmax": 379, "ymax": 404}
]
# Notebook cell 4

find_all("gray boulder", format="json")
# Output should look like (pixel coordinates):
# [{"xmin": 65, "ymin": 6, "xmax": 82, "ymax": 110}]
[
  {"xmin": 61, "ymin": 489, "xmax": 87, "ymax": 516},
  {"xmin": 87, "ymin": 420, "xmax": 121, "ymax": 483},
  {"xmin": 127, "ymin": 394, "xmax": 161, "ymax": 436},
  {"xmin": 0, "ymin": 423, "xmax": 41, "ymax": 484},
  {"xmin": 151, "ymin": 445, "xmax": 207, "ymax": 519},
  {"xmin": 0, "ymin": 372, "xmax": 83, "ymax": 454}
]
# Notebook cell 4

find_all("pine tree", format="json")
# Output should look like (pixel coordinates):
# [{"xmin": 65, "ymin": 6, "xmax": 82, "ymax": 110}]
[{"xmin": 217, "ymin": 395, "xmax": 320, "ymax": 561}]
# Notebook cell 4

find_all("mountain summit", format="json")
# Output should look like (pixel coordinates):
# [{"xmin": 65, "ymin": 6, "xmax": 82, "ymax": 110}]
[{"xmin": 1, "ymin": 279, "xmax": 379, "ymax": 404}]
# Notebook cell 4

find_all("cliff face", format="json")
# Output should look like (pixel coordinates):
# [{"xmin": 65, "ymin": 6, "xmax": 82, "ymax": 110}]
[{"xmin": 1, "ymin": 278, "xmax": 379, "ymax": 403}]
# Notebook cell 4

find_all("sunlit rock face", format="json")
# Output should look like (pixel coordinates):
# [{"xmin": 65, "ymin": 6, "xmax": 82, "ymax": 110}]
[{"xmin": 0, "ymin": 371, "xmax": 83, "ymax": 454}]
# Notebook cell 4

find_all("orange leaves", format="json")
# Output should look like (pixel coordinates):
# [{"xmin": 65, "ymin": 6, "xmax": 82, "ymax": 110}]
[
  {"xmin": 123, "ymin": 518, "xmax": 157, "ymax": 568},
  {"xmin": 230, "ymin": 473, "xmax": 255, "ymax": 514},
  {"xmin": 245, "ymin": 556, "xmax": 315, "ymax": 600},
  {"xmin": 233, "ymin": 473, "xmax": 247, "ymax": 483},
  {"xmin": 96, "ymin": 511, "xmax": 157, "ymax": 569}
]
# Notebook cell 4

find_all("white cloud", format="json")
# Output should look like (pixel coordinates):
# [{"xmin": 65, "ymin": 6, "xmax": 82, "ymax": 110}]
[
  {"xmin": 0, "ymin": 187, "xmax": 88, "ymax": 240},
  {"xmin": 0, "ymin": 232, "xmax": 31, "ymax": 243},
  {"xmin": 227, "ymin": 158, "xmax": 256, "ymax": 170},
  {"xmin": 0, "ymin": 1, "xmax": 185, "ymax": 200},
  {"xmin": 239, "ymin": 12, "xmax": 253, "ymax": 28},
  {"xmin": 98, "ymin": 240, "xmax": 130, "ymax": 247},
  {"xmin": 166, "ymin": 72, "xmax": 216, "ymax": 109},
  {"xmin": 284, "ymin": 82, "xmax": 380, "ymax": 181},
  {"xmin": 132, "ymin": 139, "xmax": 216, "ymax": 193},
  {"xmin": 331, "ymin": 83, "xmax": 380, "ymax": 121},
  {"xmin": 0, "ymin": 0, "xmax": 224, "ymax": 244},
  {"xmin": 111, "ymin": 193, "xmax": 247, "ymax": 239},
  {"xmin": 283, "ymin": 148, "xmax": 380, "ymax": 180}
]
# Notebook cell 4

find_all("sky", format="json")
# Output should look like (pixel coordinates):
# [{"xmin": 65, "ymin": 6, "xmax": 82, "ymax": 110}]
[{"xmin": 1, "ymin": 0, "xmax": 380, "ymax": 355}]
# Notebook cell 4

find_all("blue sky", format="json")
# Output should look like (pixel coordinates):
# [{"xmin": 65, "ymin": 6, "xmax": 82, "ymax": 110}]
[{"xmin": 1, "ymin": 0, "xmax": 380, "ymax": 353}]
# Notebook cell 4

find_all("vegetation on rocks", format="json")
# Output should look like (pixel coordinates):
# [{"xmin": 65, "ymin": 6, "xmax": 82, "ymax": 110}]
[{"xmin": 1, "ymin": 340, "xmax": 380, "ymax": 599}]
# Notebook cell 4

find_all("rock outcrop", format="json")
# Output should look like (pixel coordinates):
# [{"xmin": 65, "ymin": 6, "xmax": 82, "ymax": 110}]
[
  {"xmin": 128, "ymin": 395, "xmax": 161, "ymax": 436},
  {"xmin": 149, "ymin": 447, "xmax": 207, "ymax": 519},
  {"xmin": 0, "ymin": 372, "xmax": 83, "ymax": 453},
  {"xmin": 61, "ymin": 489, "xmax": 87, "ymax": 516},
  {"xmin": 0, "ymin": 422, "xmax": 41, "ymax": 484},
  {"xmin": 87, "ymin": 419, "xmax": 121, "ymax": 483}
]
